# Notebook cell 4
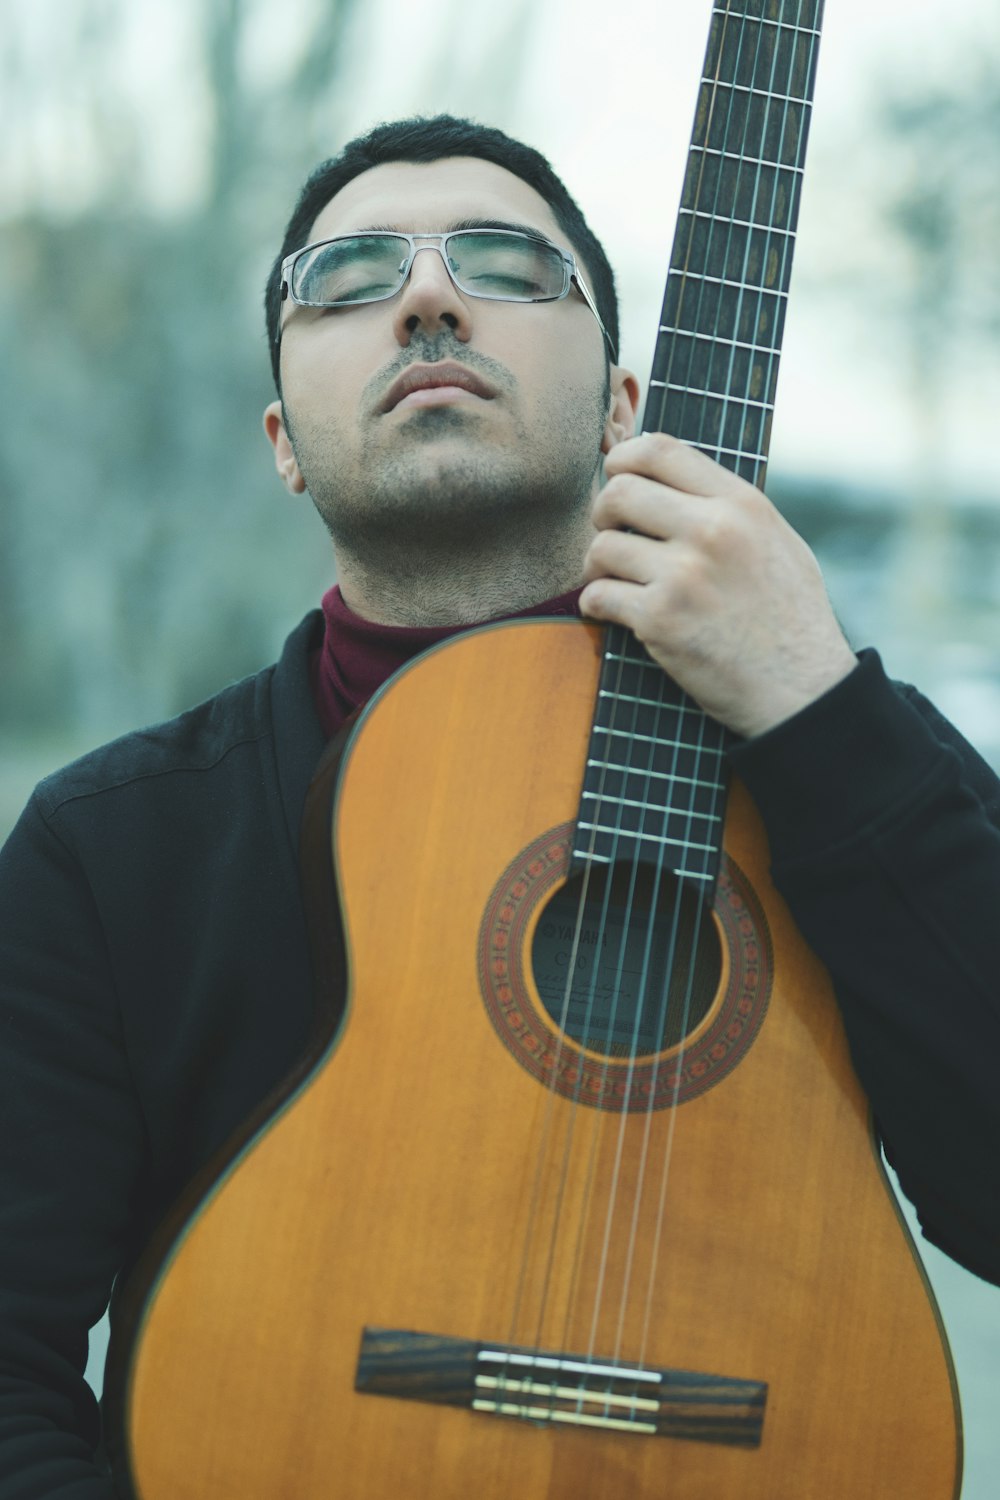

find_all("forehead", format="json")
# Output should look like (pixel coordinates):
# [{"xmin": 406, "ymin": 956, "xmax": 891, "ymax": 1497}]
[{"xmin": 306, "ymin": 156, "xmax": 569, "ymax": 248}]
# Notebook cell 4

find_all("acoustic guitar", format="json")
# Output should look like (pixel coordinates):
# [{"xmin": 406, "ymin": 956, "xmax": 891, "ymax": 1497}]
[{"xmin": 108, "ymin": 1, "xmax": 962, "ymax": 1495}]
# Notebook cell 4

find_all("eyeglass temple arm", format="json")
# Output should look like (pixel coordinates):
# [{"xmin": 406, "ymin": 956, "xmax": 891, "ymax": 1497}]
[{"xmin": 572, "ymin": 272, "xmax": 617, "ymax": 363}]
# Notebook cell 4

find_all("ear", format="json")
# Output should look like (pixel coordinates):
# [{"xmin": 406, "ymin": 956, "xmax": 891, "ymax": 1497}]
[
  {"xmin": 600, "ymin": 365, "xmax": 641, "ymax": 454},
  {"xmin": 263, "ymin": 400, "xmax": 307, "ymax": 495}
]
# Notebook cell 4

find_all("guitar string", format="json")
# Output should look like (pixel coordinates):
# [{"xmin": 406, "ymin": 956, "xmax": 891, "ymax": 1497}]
[
  {"xmin": 594, "ymin": 0, "xmax": 754, "ymax": 1374},
  {"xmin": 497, "ymin": 633, "xmax": 632, "ymax": 1422},
  {"xmin": 737, "ymin": 0, "xmax": 821, "ymax": 474},
  {"xmin": 550, "ymin": 636, "xmax": 664, "ymax": 1352},
  {"xmin": 635, "ymin": 0, "xmax": 820, "ymax": 1373},
  {"xmin": 499, "ymin": 0, "xmax": 821, "ymax": 1427},
  {"xmin": 575, "ymin": 0, "xmax": 791, "ymax": 1393},
  {"xmin": 514, "ymin": 0, "xmax": 738, "ymax": 1393},
  {"xmin": 538, "ymin": 633, "xmax": 677, "ymax": 1422},
  {"xmin": 633, "ymin": 0, "xmax": 811, "ymax": 1359},
  {"xmin": 535, "ymin": 625, "xmax": 686, "ymax": 1422},
  {"xmin": 485, "ymin": 636, "xmax": 628, "ymax": 1496},
  {"xmin": 579, "ymin": 647, "xmax": 696, "ymax": 1378},
  {"xmin": 521, "ymin": 637, "xmax": 643, "ymax": 1363},
  {"xmin": 571, "ymin": 0, "xmax": 748, "ymax": 1394},
  {"xmin": 548, "ymin": 0, "xmax": 821, "ymax": 1416},
  {"xmin": 603, "ymin": 695, "xmax": 719, "ymax": 1373},
  {"xmin": 570, "ymin": 0, "xmax": 791, "ymax": 1385},
  {"xmin": 596, "ymin": 0, "xmax": 763, "ymax": 1377},
  {"xmin": 710, "ymin": 0, "xmax": 818, "ymax": 485},
  {"xmin": 511, "ymin": 0, "xmax": 744, "ymax": 1381},
  {"xmin": 667, "ymin": 0, "xmax": 763, "ymax": 463}
]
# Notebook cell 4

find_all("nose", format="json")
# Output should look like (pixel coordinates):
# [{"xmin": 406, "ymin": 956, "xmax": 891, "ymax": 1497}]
[{"xmin": 391, "ymin": 243, "xmax": 474, "ymax": 349}]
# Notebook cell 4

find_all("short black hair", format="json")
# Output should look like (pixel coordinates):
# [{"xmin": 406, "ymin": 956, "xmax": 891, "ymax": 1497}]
[{"xmin": 264, "ymin": 114, "xmax": 620, "ymax": 392}]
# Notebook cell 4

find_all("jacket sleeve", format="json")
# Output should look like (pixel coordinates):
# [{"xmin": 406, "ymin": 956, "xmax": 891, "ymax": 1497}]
[
  {"xmin": 729, "ymin": 649, "xmax": 1000, "ymax": 1284},
  {"xmin": 0, "ymin": 795, "xmax": 144, "ymax": 1498}
]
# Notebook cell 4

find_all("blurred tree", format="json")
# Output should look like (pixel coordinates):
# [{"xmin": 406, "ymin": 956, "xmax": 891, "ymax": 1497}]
[
  {"xmin": 0, "ymin": 0, "xmax": 363, "ymax": 749},
  {"xmin": 876, "ymin": 69, "xmax": 1000, "ymax": 656},
  {"xmin": 0, "ymin": 0, "xmax": 544, "ymax": 779},
  {"xmin": 795, "ymin": 39, "xmax": 1000, "ymax": 690}
]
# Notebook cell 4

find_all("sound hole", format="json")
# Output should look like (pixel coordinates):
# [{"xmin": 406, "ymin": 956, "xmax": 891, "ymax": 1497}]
[{"xmin": 531, "ymin": 861, "xmax": 721, "ymax": 1059}]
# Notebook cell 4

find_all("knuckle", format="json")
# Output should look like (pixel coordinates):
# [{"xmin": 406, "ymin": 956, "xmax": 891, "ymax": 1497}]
[
  {"xmin": 589, "ymin": 528, "xmax": 621, "ymax": 568},
  {"xmin": 644, "ymin": 431, "xmax": 680, "ymax": 458},
  {"xmin": 691, "ymin": 511, "xmax": 731, "ymax": 554},
  {"xmin": 659, "ymin": 551, "xmax": 706, "ymax": 613},
  {"xmin": 598, "ymin": 470, "xmax": 633, "ymax": 510}
]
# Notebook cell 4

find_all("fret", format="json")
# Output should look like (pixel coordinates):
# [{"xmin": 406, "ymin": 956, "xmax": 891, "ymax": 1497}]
[
  {"xmin": 679, "ymin": 160, "xmax": 801, "ymax": 237},
  {"xmin": 580, "ymin": 791, "xmax": 722, "ymax": 824},
  {"xmin": 601, "ymin": 650, "xmax": 662, "ymax": 667},
  {"xmin": 648, "ymin": 380, "xmax": 773, "ymax": 412},
  {"xmin": 699, "ymin": 442, "xmax": 768, "ymax": 465},
  {"xmin": 694, "ymin": 147, "xmax": 804, "ymax": 174},
  {"xmin": 698, "ymin": 78, "xmax": 811, "ymax": 108},
  {"xmin": 595, "ymin": 650, "xmax": 694, "ymax": 697},
  {"xmin": 712, "ymin": 7, "xmax": 821, "ymax": 36},
  {"xmin": 708, "ymin": 444, "xmax": 767, "ymax": 462},
  {"xmin": 638, "ymin": 436, "xmax": 769, "ymax": 466},
  {"xmin": 655, "ymin": 326, "xmax": 780, "ymax": 358},
  {"xmin": 569, "ymin": 844, "xmax": 715, "ymax": 884},
  {"xmin": 576, "ymin": 823, "xmax": 718, "ymax": 854},
  {"xmin": 676, "ymin": 213, "xmax": 795, "ymax": 289},
  {"xmin": 694, "ymin": 84, "xmax": 810, "ymax": 165},
  {"xmin": 663, "ymin": 258, "xmax": 790, "ymax": 316},
  {"xmin": 586, "ymin": 760, "xmax": 724, "ymax": 793},
  {"xmin": 655, "ymin": 402, "xmax": 768, "ymax": 459},
  {"xmin": 591, "ymin": 726, "xmax": 726, "ymax": 756},
  {"xmin": 597, "ymin": 687, "xmax": 708, "ymax": 712},
  {"xmin": 678, "ymin": 208, "xmax": 796, "ymax": 239},
  {"xmin": 666, "ymin": 268, "xmax": 789, "ymax": 297},
  {"xmin": 597, "ymin": 688, "xmax": 664, "ymax": 711},
  {"xmin": 708, "ymin": 10, "xmax": 821, "ymax": 112},
  {"xmin": 649, "ymin": 337, "xmax": 780, "ymax": 412}
]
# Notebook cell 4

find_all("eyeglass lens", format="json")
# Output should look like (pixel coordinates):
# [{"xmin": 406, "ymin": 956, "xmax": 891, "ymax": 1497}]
[{"xmin": 292, "ymin": 232, "xmax": 569, "ymax": 306}]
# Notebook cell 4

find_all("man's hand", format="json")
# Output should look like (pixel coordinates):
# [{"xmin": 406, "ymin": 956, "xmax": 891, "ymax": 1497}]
[{"xmin": 578, "ymin": 433, "xmax": 858, "ymax": 738}]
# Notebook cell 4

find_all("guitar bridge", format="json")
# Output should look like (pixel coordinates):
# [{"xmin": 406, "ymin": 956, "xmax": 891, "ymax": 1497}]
[{"xmin": 355, "ymin": 1328, "xmax": 766, "ymax": 1446}]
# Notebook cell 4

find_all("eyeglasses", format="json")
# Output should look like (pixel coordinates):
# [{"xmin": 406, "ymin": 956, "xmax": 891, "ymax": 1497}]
[{"xmin": 279, "ymin": 228, "xmax": 616, "ymax": 359}]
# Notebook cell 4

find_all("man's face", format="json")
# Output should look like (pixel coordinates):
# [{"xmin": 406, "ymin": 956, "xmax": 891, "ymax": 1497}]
[{"xmin": 264, "ymin": 157, "xmax": 635, "ymax": 571}]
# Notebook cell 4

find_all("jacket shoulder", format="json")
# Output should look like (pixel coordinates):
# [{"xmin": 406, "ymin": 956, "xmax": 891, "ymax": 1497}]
[{"xmin": 33, "ymin": 663, "xmax": 277, "ymax": 820}]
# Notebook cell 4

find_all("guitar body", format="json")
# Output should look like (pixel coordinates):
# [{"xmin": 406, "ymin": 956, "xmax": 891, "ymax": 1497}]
[{"xmin": 120, "ymin": 620, "xmax": 961, "ymax": 1500}]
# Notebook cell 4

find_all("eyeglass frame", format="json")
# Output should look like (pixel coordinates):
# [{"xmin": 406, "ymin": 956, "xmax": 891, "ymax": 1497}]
[{"xmin": 278, "ymin": 228, "xmax": 617, "ymax": 361}]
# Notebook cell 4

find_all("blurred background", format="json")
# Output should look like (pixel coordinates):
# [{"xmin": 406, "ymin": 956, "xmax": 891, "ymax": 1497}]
[{"xmin": 2, "ymin": 0, "xmax": 998, "ymax": 1490}]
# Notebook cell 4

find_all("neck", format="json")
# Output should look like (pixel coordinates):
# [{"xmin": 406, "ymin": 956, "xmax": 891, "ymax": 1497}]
[{"xmin": 332, "ymin": 513, "xmax": 596, "ymax": 627}]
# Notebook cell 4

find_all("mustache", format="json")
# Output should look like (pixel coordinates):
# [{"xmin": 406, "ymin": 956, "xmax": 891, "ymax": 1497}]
[{"xmin": 364, "ymin": 334, "xmax": 515, "ymax": 413}]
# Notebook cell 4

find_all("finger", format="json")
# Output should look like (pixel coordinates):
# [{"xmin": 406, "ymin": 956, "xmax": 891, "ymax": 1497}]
[
  {"xmin": 604, "ymin": 431, "xmax": 748, "ymax": 499},
  {"xmin": 578, "ymin": 576, "xmax": 647, "ymax": 634},
  {"xmin": 582, "ymin": 527, "xmax": 666, "ymax": 585},
  {"xmin": 592, "ymin": 472, "xmax": 703, "ymax": 540}
]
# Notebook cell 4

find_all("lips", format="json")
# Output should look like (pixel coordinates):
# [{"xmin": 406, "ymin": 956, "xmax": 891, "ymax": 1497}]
[{"xmin": 380, "ymin": 362, "xmax": 497, "ymax": 413}]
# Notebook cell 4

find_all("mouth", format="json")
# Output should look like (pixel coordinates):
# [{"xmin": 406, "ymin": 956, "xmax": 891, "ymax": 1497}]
[{"xmin": 380, "ymin": 362, "xmax": 497, "ymax": 414}]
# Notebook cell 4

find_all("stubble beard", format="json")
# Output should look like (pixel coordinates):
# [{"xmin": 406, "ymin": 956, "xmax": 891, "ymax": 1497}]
[{"xmin": 283, "ymin": 382, "xmax": 609, "ymax": 609}]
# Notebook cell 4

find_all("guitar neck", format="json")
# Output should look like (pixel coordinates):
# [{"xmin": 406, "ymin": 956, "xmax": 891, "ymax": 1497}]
[
  {"xmin": 643, "ymin": 0, "xmax": 825, "ymax": 486},
  {"xmin": 582, "ymin": 0, "xmax": 826, "ymax": 888}
]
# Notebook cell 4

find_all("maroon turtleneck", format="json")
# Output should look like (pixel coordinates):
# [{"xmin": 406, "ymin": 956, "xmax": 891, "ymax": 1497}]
[{"xmin": 310, "ymin": 583, "xmax": 584, "ymax": 739}]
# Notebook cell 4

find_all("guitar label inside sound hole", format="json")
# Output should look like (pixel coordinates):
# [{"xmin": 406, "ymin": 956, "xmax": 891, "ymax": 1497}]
[
  {"xmin": 531, "ymin": 863, "xmax": 721, "ymax": 1058},
  {"xmin": 477, "ymin": 824, "xmax": 772, "ymax": 1111}
]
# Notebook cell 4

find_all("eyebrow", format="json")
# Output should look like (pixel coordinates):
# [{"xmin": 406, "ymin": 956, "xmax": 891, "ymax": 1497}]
[{"xmin": 355, "ymin": 217, "xmax": 555, "ymax": 241}]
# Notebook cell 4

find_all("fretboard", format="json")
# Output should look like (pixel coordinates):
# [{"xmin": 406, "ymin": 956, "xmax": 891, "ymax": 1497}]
[{"xmin": 576, "ymin": 0, "xmax": 825, "ymax": 889}]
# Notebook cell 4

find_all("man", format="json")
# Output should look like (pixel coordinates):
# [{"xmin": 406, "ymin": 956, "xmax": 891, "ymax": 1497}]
[{"xmin": 1, "ymin": 115, "xmax": 998, "ymax": 1497}]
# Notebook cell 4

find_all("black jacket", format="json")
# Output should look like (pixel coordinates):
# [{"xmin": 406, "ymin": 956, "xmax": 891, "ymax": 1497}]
[{"xmin": 1, "ymin": 611, "xmax": 999, "ymax": 1497}]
